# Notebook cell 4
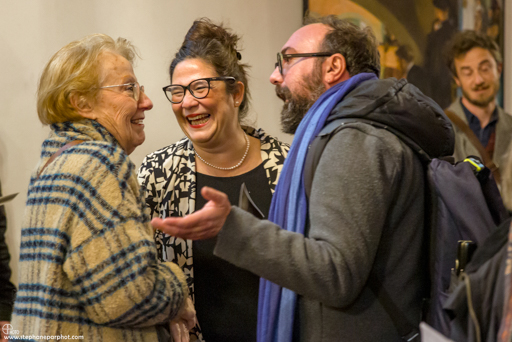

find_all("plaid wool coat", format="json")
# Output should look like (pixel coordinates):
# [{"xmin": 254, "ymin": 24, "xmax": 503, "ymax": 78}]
[{"xmin": 11, "ymin": 120, "xmax": 188, "ymax": 342}]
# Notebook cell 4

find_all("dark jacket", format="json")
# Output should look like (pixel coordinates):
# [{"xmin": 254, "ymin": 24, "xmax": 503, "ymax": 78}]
[
  {"xmin": 324, "ymin": 78, "xmax": 454, "ymax": 159},
  {"xmin": 214, "ymin": 78, "xmax": 454, "ymax": 341},
  {"xmin": 424, "ymin": 20, "xmax": 457, "ymax": 108},
  {"xmin": 444, "ymin": 218, "xmax": 511, "ymax": 342},
  {"xmin": 0, "ymin": 180, "xmax": 16, "ymax": 321}
]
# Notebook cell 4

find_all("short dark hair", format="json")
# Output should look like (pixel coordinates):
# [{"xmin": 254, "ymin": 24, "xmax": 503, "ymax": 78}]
[
  {"xmin": 445, "ymin": 30, "xmax": 502, "ymax": 76},
  {"xmin": 169, "ymin": 18, "xmax": 251, "ymax": 120},
  {"xmin": 304, "ymin": 15, "xmax": 381, "ymax": 78}
]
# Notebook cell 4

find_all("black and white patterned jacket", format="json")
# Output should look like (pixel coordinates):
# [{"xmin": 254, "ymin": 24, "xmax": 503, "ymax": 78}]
[{"xmin": 137, "ymin": 126, "xmax": 289, "ymax": 340}]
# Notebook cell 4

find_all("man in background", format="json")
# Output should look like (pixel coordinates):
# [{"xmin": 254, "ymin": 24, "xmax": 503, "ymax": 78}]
[
  {"xmin": 424, "ymin": 0, "xmax": 457, "ymax": 108},
  {"xmin": 445, "ymin": 30, "xmax": 512, "ymax": 170}
]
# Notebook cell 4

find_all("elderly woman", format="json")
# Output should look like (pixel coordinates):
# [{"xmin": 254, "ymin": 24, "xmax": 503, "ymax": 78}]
[
  {"xmin": 137, "ymin": 19, "xmax": 289, "ymax": 341},
  {"xmin": 11, "ymin": 34, "xmax": 195, "ymax": 342}
]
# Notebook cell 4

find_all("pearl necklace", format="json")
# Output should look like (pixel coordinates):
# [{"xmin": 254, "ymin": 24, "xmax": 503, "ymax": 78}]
[{"xmin": 194, "ymin": 133, "xmax": 250, "ymax": 170}]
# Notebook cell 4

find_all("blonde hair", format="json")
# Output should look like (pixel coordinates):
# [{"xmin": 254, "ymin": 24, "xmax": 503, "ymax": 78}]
[{"xmin": 37, "ymin": 33, "xmax": 138, "ymax": 125}]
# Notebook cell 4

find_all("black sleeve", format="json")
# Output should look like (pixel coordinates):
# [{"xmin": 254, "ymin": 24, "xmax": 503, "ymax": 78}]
[{"xmin": 0, "ymin": 181, "xmax": 17, "ymax": 321}]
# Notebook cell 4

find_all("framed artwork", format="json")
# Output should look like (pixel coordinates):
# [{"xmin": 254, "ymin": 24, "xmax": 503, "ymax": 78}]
[{"xmin": 304, "ymin": 0, "xmax": 505, "ymax": 108}]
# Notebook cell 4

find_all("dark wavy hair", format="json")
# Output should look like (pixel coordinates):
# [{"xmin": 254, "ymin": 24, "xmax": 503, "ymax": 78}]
[
  {"xmin": 304, "ymin": 15, "xmax": 381, "ymax": 77},
  {"xmin": 445, "ymin": 30, "xmax": 502, "ymax": 77},
  {"xmin": 169, "ymin": 18, "xmax": 251, "ymax": 120}
]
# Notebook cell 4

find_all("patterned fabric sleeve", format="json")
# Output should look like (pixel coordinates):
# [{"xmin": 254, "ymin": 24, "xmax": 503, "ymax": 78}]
[
  {"xmin": 138, "ymin": 139, "xmax": 203, "ymax": 339},
  {"xmin": 53, "ymin": 143, "xmax": 188, "ymax": 328},
  {"xmin": 137, "ymin": 140, "xmax": 195, "ymax": 266},
  {"xmin": 138, "ymin": 154, "xmax": 161, "ymax": 219}
]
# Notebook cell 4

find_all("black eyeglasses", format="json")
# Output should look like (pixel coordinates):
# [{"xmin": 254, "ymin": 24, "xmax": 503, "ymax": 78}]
[
  {"xmin": 275, "ymin": 52, "xmax": 334, "ymax": 75},
  {"xmin": 162, "ymin": 77, "xmax": 236, "ymax": 104}
]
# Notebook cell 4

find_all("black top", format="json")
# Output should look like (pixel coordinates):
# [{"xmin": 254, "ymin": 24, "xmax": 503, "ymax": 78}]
[
  {"xmin": 194, "ymin": 163, "xmax": 272, "ymax": 342},
  {"xmin": 0, "ymin": 180, "xmax": 16, "ymax": 321}
]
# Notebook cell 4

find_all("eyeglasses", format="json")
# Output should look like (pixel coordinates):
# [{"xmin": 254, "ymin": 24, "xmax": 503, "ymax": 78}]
[
  {"xmin": 99, "ymin": 82, "xmax": 144, "ymax": 102},
  {"xmin": 275, "ymin": 52, "xmax": 334, "ymax": 75},
  {"xmin": 162, "ymin": 77, "xmax": 236, "ymax": 104}
]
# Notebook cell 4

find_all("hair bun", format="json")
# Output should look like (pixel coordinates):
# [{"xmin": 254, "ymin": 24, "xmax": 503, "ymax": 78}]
[{"xmin": 236, "ymin": 51, "xmax": 242, "ymax": 60}]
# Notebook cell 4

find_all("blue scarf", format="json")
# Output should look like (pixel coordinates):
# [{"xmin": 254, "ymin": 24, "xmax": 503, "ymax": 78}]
[{"xmin": 257, "ymin": 73, "xmax": 378, "ymax": 342}]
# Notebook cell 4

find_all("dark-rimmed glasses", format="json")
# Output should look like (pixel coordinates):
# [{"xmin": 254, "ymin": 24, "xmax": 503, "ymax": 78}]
[
  {"xmin": 162, "ymin": 77, "xmax": 236, "ymax": 104},
  {"xmin": 99, "ymin": 82, "xmax": 144, "ymax": 102},
  {"xmin": 275, "ymin": 52, "xmax": 334, "ymax": 75}
]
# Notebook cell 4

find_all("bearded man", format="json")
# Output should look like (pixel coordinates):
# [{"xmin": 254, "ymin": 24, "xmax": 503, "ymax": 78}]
[
  {"xmin": 445, "ymin": 30, "xmax": 512, "ymax": 169},
  {"xmin": 153, "ymin": 16, "xmax": 454, "ymax": 342}
]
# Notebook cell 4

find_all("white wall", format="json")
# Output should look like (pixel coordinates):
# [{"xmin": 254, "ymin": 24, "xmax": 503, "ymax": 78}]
[{"xmin": 0, "ymin": 0, "xmax": 301, "ymax": 286}]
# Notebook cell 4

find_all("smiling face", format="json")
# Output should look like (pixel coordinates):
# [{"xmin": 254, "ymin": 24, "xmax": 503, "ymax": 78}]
[
  {"xmin": 170, "ymin": 58, "xmax": 241, "ymax": 146},
  {"xmin": 454, "ymin": 47, "xmax": 502, "ymax": 108},
  {"xmin": 91, "ymin": 52, "xmax": 153, "ymax": 155}
]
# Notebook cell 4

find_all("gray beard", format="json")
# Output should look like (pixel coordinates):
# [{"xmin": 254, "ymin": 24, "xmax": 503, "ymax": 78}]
[
  {"xmin": 277, "ymin": 73, "xmax": 326, "ymax": 134},
  {"xmin": 278, "ymin": 88, "xmax": 315, "ymax": 134}
]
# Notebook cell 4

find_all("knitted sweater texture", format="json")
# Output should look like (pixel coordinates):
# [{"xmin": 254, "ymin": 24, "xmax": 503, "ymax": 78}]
[{"xmin": 11, "ymin": 120, "xmax": 188, "ymax": 342}]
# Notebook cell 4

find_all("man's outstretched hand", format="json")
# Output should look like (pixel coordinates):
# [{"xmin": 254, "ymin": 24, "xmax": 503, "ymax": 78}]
[{"xmin": 151, "ymin": 186, "xmax": 231, "ymax": 240}]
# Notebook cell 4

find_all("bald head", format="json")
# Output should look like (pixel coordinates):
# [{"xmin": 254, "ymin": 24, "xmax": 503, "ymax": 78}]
[{"xmin": 281, "ymin": 24, "xmax": 331, "ymax": 55}]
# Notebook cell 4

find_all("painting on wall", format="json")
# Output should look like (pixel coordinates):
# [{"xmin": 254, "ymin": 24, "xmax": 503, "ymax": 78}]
[{"xmin": 304, "ymin": 0, "xmax": 505, "ymax": 108}]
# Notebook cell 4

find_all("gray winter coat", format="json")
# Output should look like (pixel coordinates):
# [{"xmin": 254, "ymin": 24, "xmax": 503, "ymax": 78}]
[{"xmin": 214, "ymin": 78, "xmax": 454, "ymax": 341}]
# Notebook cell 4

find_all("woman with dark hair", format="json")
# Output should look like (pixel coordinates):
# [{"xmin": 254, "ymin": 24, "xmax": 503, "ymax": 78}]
[{"xmin": 138, "ymin": 18, "xmax": 289, "ymax": 341}]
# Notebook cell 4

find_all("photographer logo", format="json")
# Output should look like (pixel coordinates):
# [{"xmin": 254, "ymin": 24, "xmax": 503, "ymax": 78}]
[{"xmin": 2, "ymin": 323, "xmax": 19, "ymax": 335}]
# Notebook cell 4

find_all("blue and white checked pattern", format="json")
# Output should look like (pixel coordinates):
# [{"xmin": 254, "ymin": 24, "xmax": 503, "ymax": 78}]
[{"xmin": 11, "ymin": 119, "xmax": 188, "ymax": 342}]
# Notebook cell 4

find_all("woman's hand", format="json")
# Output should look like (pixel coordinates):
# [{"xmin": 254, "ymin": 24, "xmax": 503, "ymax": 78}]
[
  {"xmin": 152, "ymin": 186, "xmax": 231, "ymax": 240},
  {"xmin": 170, "ymin": 297, "xmax": 197, "ymax": 342}
]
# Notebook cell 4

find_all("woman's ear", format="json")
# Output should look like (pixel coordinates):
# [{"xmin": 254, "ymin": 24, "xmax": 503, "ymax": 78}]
[
  {"xmin": 233, "ymin": 81, "xmax": 245, "ymax": 107},
  {"xmin": 70, "ymin": 92, "xmax": 95, "ymax": 119}
]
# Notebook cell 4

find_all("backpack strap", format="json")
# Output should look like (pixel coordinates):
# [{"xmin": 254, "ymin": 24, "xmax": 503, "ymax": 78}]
[
  {"xmin": 304, "ymin": 118, "xmax": 430, "ymax": 199},
  {"xmin": 368, "ymin": 273, "xmax": 421, "ymax": 341},
  {"xmin": 36, "ymin": 140, "xmax": 84, "ymax": 180},
  {"xmin": 444, "ymin": 109, "xmax": 501, "ymax": 184}
]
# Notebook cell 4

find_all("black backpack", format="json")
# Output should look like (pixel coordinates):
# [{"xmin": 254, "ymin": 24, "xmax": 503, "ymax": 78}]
[
  {"xmin": 443, "ymin": 217, "xmax": 510, "ymax": 342},
  {"xmin": 303, "ymin": 117, "xmax": 509, "ymax": 341}
]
